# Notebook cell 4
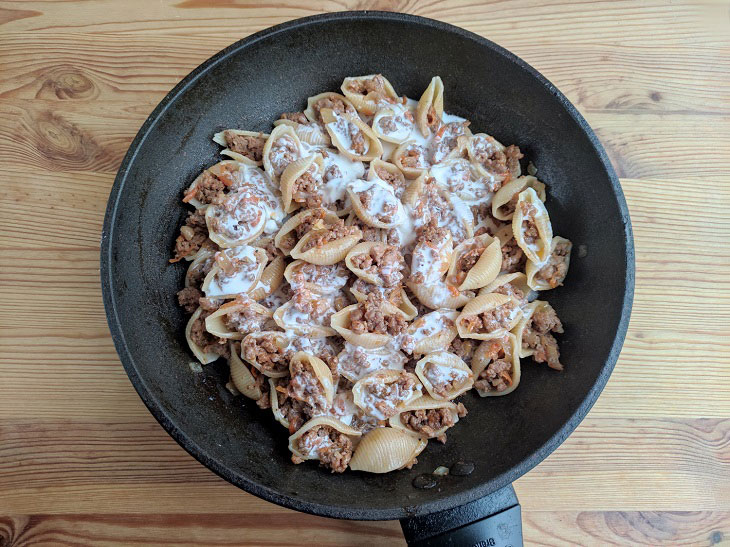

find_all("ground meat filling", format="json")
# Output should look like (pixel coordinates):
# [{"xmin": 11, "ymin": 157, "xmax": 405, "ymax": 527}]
[
  {"xmin": 301, "ymin": 220, "xmax": 360, "ymax": 252},
  {"xmin": 279, "ymin": 111, "xmax": 309, "ymax": 125},
  {"xmin": 183, "ymin": 163, "xmax": 240, "ymax": 206},
  {"xmin": 423, "ymin": 363, "xmax": 467, "ymax": 398},
  {"xmin": 494, "ymin": 283, "xmax": 528, "ymax": 307},
  {"xmin": 177, "ymin": 287, "xmax": 203, "ymax": 314},
  {"xmin": 223, "ymin": 303, "xmax": 268, "ymax": 333},
  {"xmin": 400, "ymin": 405, "xmax": 466, "ymax": 443},
  {"xmin": 461, "ymin": 300, "xmax": 519, "ymax": 334},
  {"xmin": 501, "ymin": 237, "xmax": 526, "ymax": 273},
  {"xmin": 366, "ymin": 373, "xmax": 419, "ymax": 418},
  {"xmin": 292, "ymin": 167, "xmax": 323, "ymax": 208},
  {"xmin": 474, "ymin": 338, "xmax": 514, "ymax": 393},
  {"xmin": 450, "ymin": 246, "xmax": 485, "ymax": 285},
  {"xmin": 349, "ymin": 123, "xmax": 367, "ymax": 155},
  {"xmin": 274, "ymin": 378, "xmax": 313, "ymax": 433},
  {"xmin": 401, "ymin": 145, "xmax": 428, "ymax": 169},
  {"xmin": 375, "ymin": 166, "xmax": 406, "ymax": 197},
  {"xmin": 474, "ymin": 141, "xmax": 523, "ymax": 181},
  {"xmin": 346, "ymin": 75, "xmax": 388, "ymax": 97},
  {"xmin": 349, "ymin": 294, "xmax": 408, "ymax": 336},
  {"xmin": 189, "ymin": 308, "xmax": 229, "ymax": 358},
  {"xmin": 293, "ymin": 425, "xmax": 353, "ymax": 473},
  {"xmin": 268, "ymin": 136, "xmax": 299, "ymax": 177},
  {"xmin": 171, "ymin": 209, "xmax": 209, "ymax": 262},
  {"xmin": 288, "ymin": 359, "xmax": 329, "ymax": 412},
  {"xmin": 349, "ymin": 215, "xmax": 382, "ymax": 242},
  {"xmin": 536, "ymin": 240, "xmax": 571, "ymax": 288},
  {"xmin": 426, "ymin": 105, "xmax": 440, "ymax": 133},
  {"xmin": 523, "ymin": 305, "xmax": 564, "ymax": 370},
  {"xmin": 242, "ymin": 334, "xmax": 292, "ymax": 376},
  {"xmin": 449, "ymin": 337, "xmax": 477, "ymax": 366},
  {"xmin": 313, "ymin": 97, "xmax": 353, "ymax": 121},
  {"xmin": 351, "ymin": 279, "xmax": 402, "ymax": 305},
  {"xmin": 358, "ymin": 188, "xmax": 399, "ymax": 224},
  {"xmin": 350, "ymin": 244, "xmax": 405, "ymax": 287},
  {"xmin": 520, "ymin": 201, "xmax": 540, "ymax": 245},
  {"xmin": 290, "ymin": 287, "xmax": 336, "ymax": 325},
  {"xmin": 223, "ymin": 130, "xmax": 265, "ymax": 163}
]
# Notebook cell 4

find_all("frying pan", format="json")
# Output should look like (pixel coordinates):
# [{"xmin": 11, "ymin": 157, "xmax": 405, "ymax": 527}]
[{"xmin": 101, "ymin": 11, "xmax": 634, "ymax": 546}]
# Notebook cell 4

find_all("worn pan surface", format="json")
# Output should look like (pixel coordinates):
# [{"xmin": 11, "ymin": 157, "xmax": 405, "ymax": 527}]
[{"xmin": 101, "ymin": 11, "xmax": 633, "ymax": 521}]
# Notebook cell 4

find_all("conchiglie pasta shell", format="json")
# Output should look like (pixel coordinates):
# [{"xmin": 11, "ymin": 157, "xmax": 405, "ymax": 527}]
[
  {"xmin": 184, "ymin": 247, "xmax": 215, "ymax": 288},
  {"xmin": 349, "ymin": 427, "xmax": 427, "ymax": 473},
  {"xmin": 392, "ymin": 141, "xmax": 430, "ymax": 179},
  {"xmin": 288, "ymin": 351, "xmax": 335, "ymax": 409},
  {"xmin": 201, "ymin": 247, "xmax": 268, "ymax": 299},
  {"xmin": 388, "ymin": 397, "xmax": 461, "ymax": 439},
  {"xmin": 303, "ymin": 92, "xmax": 357, "ymax": 123},
  {"xmin": 290, "ymin": 226, "xmax": 362, "ymax": 265},
  {"xmin": 269, "ymin": 378, "xmax": 291, "ymax": 429},
  {"xmin": 228, "ymin": 342, "xmax": 263, "ymax": 400},
  {"xmin": 525, "ymin": 236, "xmax": 572, "ymax": 291},
  {"xmin": 274, "ymin": 208, "xmax": 340, "ymax": 256},
  {"xmin": 183, "ymin": 160, "xmax": 238, "ymax": 208},
  {"xmin": 212, "ymin": 130, "xmax": 269, "ymax": 166},
  {"xmin": 262, "ymin": 124, "xmax": 302, "ymax": 181},
  {"xmin": 471, "ymin": 333, "xmax": 521, "ymax": 397},
  {"xmin": 341, "ymin": 74, "xmax": 398, "ymax": 116},
  {"xmin": 368, "ymin": 159, "xmax": 407, "ymax": 197},
  {"xmin": 352, "ymin": 370, "xmax": 423, "ymax": 419},
  {"xmin": 241, "ymin": 331, "xmax": 291, "ymax": 378},
  {"xmin": 280, "ymin": 154, "xmax": 323, "ymax": 213},
  {"xmin": 330, "ymin": 302, "xmax": 407, "ymax": 349},
  {"xmin": 491, "ymin": 175, "xmax": 547, "ymax": 221},
  {"xmin": 185, "ymin": 307, "xmax": 221, "ymax": 364},
  {"xmin": 416, "ymin": 76, "xmax": 444, "ymax": 137},
  {"xmin": 320, "ymin": 108, "xmax": 383, "ymax": 162},
  {"xmin": 204, "ymin": 202, "xmax": 267, "ymax": 249},
  {"xmin": 347, "ymin": 181, "xmax": 404, "ymax": 230},
  {"xmin": 478, "ymin": 272, "xmax": 532, "ymax": 300},
  {"xmin": 407, "ymin": 281, "xmax": 472, "ymax": 311},
  {"xmin": 456, "ymin": 293, "xmax": 522, "ymax": 340},
  {"xmin": 415, "ymin": 351, "xmax": 474, "ymax": 400},
  {"xmin": 466, "ymin": 133, "xmax": 507, "ymax": 178},
  {"xmin": 288, "ymin": 416, "xmax": 362, "ymax": 461},
  {"xmin": 249, "ymin": 255, "xmax": 285, "ymax": 301},
  {"xmin": 345, "ymin": 242, "xmax": 390, "ymax": 286},
  {"xmin": 371, "ymin": 104, "xmax": 416, "ymax": 145},
  {"xmin": 273, "ymin": 118, "xmax": 331, "ymax": 146},
  {"xmin": 400, "ymin": 172, "xmax": 427, "ymax": 207},
  {"xmin": 510, "ymin": 300, "xmax": 561, "ymax": 359},
  {"xmin": 403, "ymin": 310, "xmax": 459, "ymax": 355},
  {"xmin": 447, "ymin": 235, "xmax": 501, "ymax": 291},
  {"xmin": 512, "ymin": 187, "xmax": 553, "ymax": 266},
  {"xmin": 204, "ymin": 298, "xmax": 273, "ymax": 340},
  {"xmin": 349, "ymin": 284, "xmax": 418, "ymax": 320},
  {"xmin": 272, "ymin": 300, "xmax": 337, "ymax": 338}
]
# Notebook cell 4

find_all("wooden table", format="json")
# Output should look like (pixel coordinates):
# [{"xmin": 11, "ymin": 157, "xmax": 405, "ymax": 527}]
[{"xmin": 1, "ymin": 1, "xmax": 728, "ymax": 544}]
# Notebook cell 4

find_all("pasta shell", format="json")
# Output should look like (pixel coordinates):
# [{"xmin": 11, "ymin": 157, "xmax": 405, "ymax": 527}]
[
  {"xmin": 344, "ymin": 212, "xmax": 386, "ymax": 243},
  {"xmin": 204, "ymin": 297, "xmax": 273, "ymax": 339},
  {"xmin": 279, "ymin": 154, "xmax": 324, "ymax": 213},
  {"xmin": 388, "ymin": 397, "xmax": 462, "ymax": 440},
  {"xmin": 415, "ymin": 351, "xmax": 474, "ymax": 400},
  {"xmin": 204, "ymin": 194, "xmax": 268, "ymax": 248},
  {"xmin": 262, "ymin": 124, "xmax": 303, "ymax": 181},
  {"xmin": 272, "ymin": 299, "xmax": 337, "ymax": 338},
  {"xmin": 284, "ymin": 259, "xmax": 350, "ymax": 294},
  {"xmin": 182, "ymin": 160, "xmax": 235, "ymax": 209},
  {"xmin": 407, "ymin": 281, "xmax": 473, "ymax": 311},
  {"xmin": 337, "ymin": 343, "xmax": 407, "ymax": 383},
  {"xmin": 352, "ymin": 370, "xmax": 423, "ymax": 420},
  {"xmin": 212, "ymin": 129, "xmax": 269, "ymax": 166},
  {"xmin": 367, "ymin": 158, "xmax": 408, "ymax": 199},
  {"xmin": 330, "ymin": 301, "xmax": 408, "ymax": 349},
  {"xmin": 185, "ymin": 307, "xmax": 221, "ymax": 364},
  {"xmin": 392, "ymin": 141, "xmax": 430, "ymax": 179},
  {"xmin": 456, "ymin": 292, "xmax": 523, "ymax": 340},
  {"xmin": 491, "ymin": 175, "xmax": 547, "ymax": 221},
  {"xmin": 512, "ymin": 187, "xmax": 553, "ymax": 266},
  {"xmin": 249, "ymin": 255, "xmax": 285, "ymax": 301},
  {"xmin": 288, "ymin": 351, "xmax": 335, "ymax": 411},
  {"xmin": 525, "ymin": 236, "xmax": 572, "ymax": 290},
  {"xmin": 416, "ymin": 76, "xmax": 444, "ymax": 137},
  {"xmin": 347, "ymin": 178, "xmax": 406, "ymax": 229},
  {"xmin": 349, "ymin": 283, "xmax": 418, "ymax": 320},
  {"xmin": 446, "ymin": 234, "xmax": 501, "ymax": 291},
  {"xmin": 466, "ymin": 133, "xmax": 521, "ymax": 180},
  {"xmin": 269, "ymin": 377, "xmax": 292, "ymax": 429},
  {"xmin": 430, "ymin": 123, "xmax": 472, "ymax": 164},
  {"xmin": 401, "ymin": 309, "xmax": 459, "ymax": 355},
  {"xmin": 349, "ymin": 427, "xmax": 427, "ymax": 473},
  {"xmin": 478, "ymin": 272, "xmax": 532, "ymax": 307},
  {"xmin": 471, "ymin": 333, "xmax": 521, "ymax": 397},
  {"xmin": 510, "ymin": 300, "xmax": 563, "ymax": 361},
  {"xmin": 241, "ymin": 331, "xmax": 291, "ymax": 378},
  {"xmin": 290, "ymin": 224, "xmax": 362, "ymax": 265},
  {"xmin": 201, "ymin": 246, "xmax": 268, "ymax": 299},
  {"xmin": 303, "ymin": 92, "xmax": 358, "ymax": 124},
  {"xmin": 371, "ymin": 103, "xmax": 416, "ymax": 144},
  {"xmin": 288, "ymin": 416, "xmax": 362, "ymax": 462},
  {"xmin": 274, "ymin": 207, "xmax": 340, "ymax": 256},
  {"xmin": 320, "ymin": 108, "xmax": 384, "ymax": 162},
  {"xmin": 273, "ymin": 118, "xmax": 331, "ymax": 146},
  {"xmin": 409, "ymin": 228, "xmax": 453, "ymax": 284},
  {"xmin": 345, "ymin": 241, "xmax": 404, "ymax": 287},
  {"xmin": 341, "ymin": 74, "xmax": 399, "ymax": 116},
  {"xmin": 184, "ymin": 247, "xmax": 215, "ymax": 288},
  {"xmin": 228, "ymin": 341, "xmax": 263, "ymax": 400}
]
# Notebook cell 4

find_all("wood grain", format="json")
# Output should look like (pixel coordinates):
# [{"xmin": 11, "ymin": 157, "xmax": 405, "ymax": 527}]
[{"xmin": 1, "ymin": 0, "xmax": 729, "ymax": 544}]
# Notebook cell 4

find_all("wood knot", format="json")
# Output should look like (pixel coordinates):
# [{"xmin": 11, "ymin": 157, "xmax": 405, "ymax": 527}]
[
  {"xmin": 36, "ymin": 67, "xmax": 98, "ymax": 100},
  {"xmin": 30, "ymin": 110, "xmax": 108, "ymax": 171}
]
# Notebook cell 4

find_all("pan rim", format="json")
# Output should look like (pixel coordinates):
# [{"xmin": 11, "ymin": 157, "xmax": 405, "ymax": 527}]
[{"xmin": 100, "ymin": 10, "xmax": 635, "ymax": 521}]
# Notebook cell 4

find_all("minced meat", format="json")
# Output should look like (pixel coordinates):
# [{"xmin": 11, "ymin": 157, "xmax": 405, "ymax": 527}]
[
  {"xmin": 365, "ymin": 372, "xmax": 419, "ymax": 419},
  {"xmin": 474, "ymin": 142, "xmax": 523, "ymax": 181},
  {"xmin": 292, "ymin": 425, "xmax": 353, "ymax": 473},
  {"xmin": 375, "ymin": 165, "xmax": 406, "ymax": 197},
  {"xmin": 460, "ymin": 300, "xmax": 518, "ymax": 334},
  {"xmin": 501, "ymin": 237, "xmax": 526, "ymax": 273},
  {"xmin": 312, "ymin": 96, "xmax": 353, "ymax": 121},
  {"xmin": 223, "ymin": 130, "xmax": 265, "ymax": 163},
  {"xmin": 346, "ymin": 74, "xmax": 388, "ymax": 96},
  {"xmin": 288, "ymin": 358, "xmax": 329, "ymax": 412},
  {"xmin": 177, "ymin": 286, "xmax": 202, "ymax": 314},
  {"xmin": 400, "ymin": 405, "xmax": 466, "ymax": 443},
  {"xmin": 171, "ymin": 209, "xmax": 209, "ymax": 262},
  {"xmin": 522, "ymin": 304, "xmax": 564, "ymax": 370},
  {"xmin": 242, "ymin": 333, "xmax": 291, "ymax": 376},
  {"xmin": 279, "ymin": 112, "xmax": 309, "ymax": 124},
  {"xmin": 449, "ymin": 337, "xmax": 476, "ymax": 366},
  {"xmin": 350, "ymin": 244, "xmax": 405, "ymax": 287},
  {"xmin": 189, "ymin": 308, "xmax": 228, "ymax": 358},
  {"xmin": 494, "ymin": 282, "xmax": 527, "ymax": 307},
  {"xmin": 520, "ymin": 201, "xmax": 540, "ymax": 245},
  {"xmin": 292, "ymin": 168, "xmax": 323, "ymax": 208},
  {"xmin": 536, "ymin": 240, "xmax": 571, "ymax": 288},
  {"xmin": 301, "ymin": 220, "xmax": 360, "ymax": 252},
  {"xmin": 349, "ymin": 294, "xmax": 407, "ymax": 336},
  {"xmin": 475, "ymin": 358, "xmax": 513, "ymax": 393}
]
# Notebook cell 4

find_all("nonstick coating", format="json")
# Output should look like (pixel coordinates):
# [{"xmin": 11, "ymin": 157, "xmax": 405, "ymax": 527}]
[{"xmin": 101, "ymin": 12, "xmax": 634, "ymax": 520}]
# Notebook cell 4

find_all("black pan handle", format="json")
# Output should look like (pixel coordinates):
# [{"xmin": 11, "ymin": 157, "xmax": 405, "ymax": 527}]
[{"xmin": 400, "ymin": 484, "xmax": 522, "ymax": 546}]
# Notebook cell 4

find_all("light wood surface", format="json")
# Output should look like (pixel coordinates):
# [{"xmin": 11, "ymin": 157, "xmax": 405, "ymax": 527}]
[{"xmin": 1, "ymin": 1, "xmax": 729, "ymax": 545}]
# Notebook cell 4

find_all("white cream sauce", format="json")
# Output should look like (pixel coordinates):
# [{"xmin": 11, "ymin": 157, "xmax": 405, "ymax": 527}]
[{"xmin": 205, "ymin": 246, "xmax": 261, "ymax": 297}]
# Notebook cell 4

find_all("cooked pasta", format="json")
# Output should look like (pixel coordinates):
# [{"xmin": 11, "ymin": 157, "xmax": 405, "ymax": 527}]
[{"xmin": 171, "ymin": 74, "xmax": 572, "ymax": 473}]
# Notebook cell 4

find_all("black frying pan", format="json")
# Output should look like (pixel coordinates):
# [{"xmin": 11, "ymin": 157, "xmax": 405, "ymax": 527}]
[{"xmin": 101, "ymin": 11, "xmax": 634, "ymax": 546}]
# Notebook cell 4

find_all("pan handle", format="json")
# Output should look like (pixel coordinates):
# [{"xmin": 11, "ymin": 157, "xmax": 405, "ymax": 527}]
[{"xmin": 400, "ymin": 484, "xmax": 522, "ymax": 546}]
